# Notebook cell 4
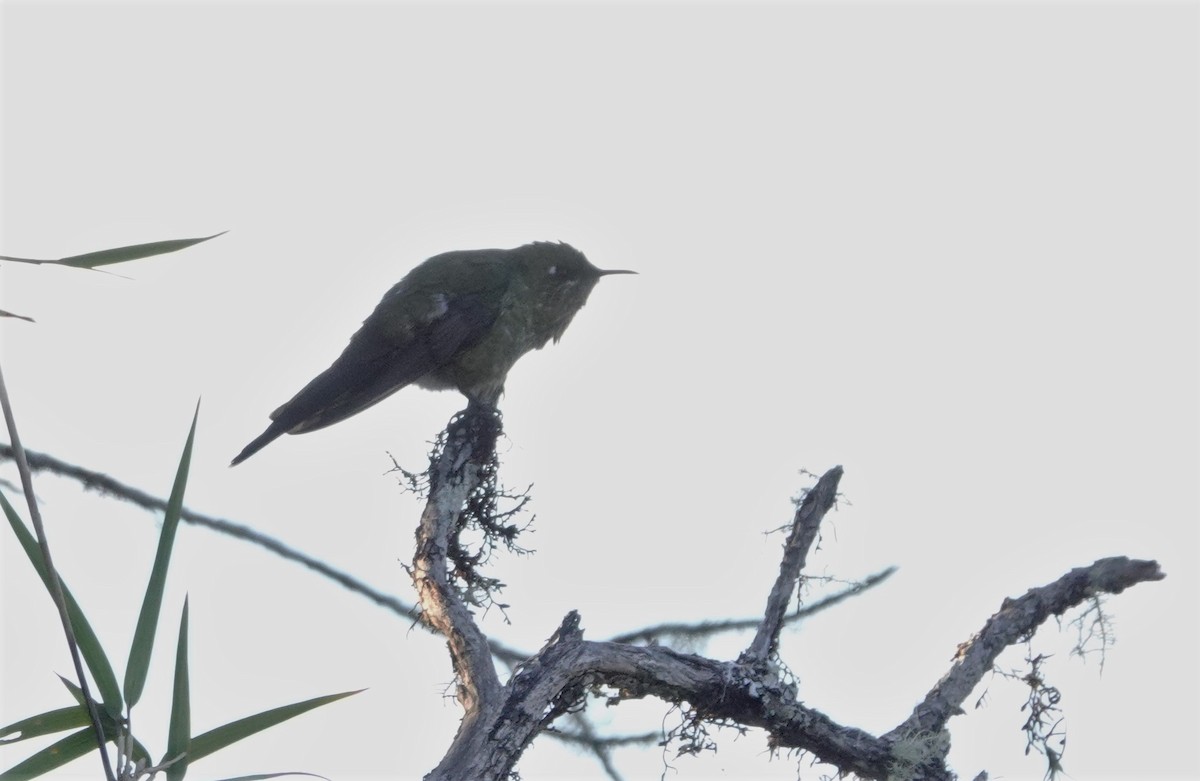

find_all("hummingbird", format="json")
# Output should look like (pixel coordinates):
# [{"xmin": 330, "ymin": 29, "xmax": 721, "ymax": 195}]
[{"xmin": 231, "ymin": 241, "xmax": 634, "ymax": 465}]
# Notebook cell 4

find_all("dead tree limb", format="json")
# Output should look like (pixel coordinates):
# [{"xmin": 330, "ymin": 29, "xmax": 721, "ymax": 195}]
[
  {"xmin": 885, "ymin": 556, "xmax": 1165, "ymax": 741},
  {"xmin": 412, "ymin": 408, "xmax": 505, "ymax": 771},
  {"xmin": 412, "ymin": 407, "xmax": 1165, "ymax": 780},
  {"xmin": 742, "ymin": 465, "xmax": 842, "ymax": 663}
]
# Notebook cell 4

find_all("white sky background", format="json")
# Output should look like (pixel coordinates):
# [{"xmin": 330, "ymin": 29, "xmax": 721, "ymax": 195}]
[{"xmin": 1, "ymin": 2, "xmax": 1197, "ymax": 779}]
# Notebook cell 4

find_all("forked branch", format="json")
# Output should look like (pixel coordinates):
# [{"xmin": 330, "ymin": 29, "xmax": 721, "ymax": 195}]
[{"xmin": 410, "ymin": 415, "xmax": 1164, "ymax": 781}]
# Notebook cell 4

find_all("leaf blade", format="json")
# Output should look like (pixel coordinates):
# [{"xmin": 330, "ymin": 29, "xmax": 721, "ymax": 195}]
[
  {"xmin": 165, "ymin": 599, "xmax": 191, "ymax": 781},
  {"xmin": 59, "ymin": 232, "xmax": 226, "ymax": 268},
  {"xmin": 187, "ymin": 690, "xmax": 363, "ymax": 764},
  {"xmin": 0, "ymin": 727, "xmax": 98, "ymax": 780},
  {"xmin": 0, "ymin": 708, "xmax": 91, "ymax": 745},
  {"xmin": 124, "ymin": 404, "xmax": 199, "ymax": 707}
]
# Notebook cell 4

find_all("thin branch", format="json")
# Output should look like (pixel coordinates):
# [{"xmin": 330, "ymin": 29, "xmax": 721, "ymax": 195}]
[
  {"xmin": 0, "ymin": 443, "xmax": 415, "ymax": 617},
  {"xmin": 553, "ymin": 719, "xmax": 658, "ymax": 751},
  {"xmin": 6, "ymin": 445, "xmax": 862, "ymax": 658},
  {"xmin": 559, "ymin": 708, "xmax": 643, "ymax": 781},
  {"xmin": 884, "ymin": 556, "xmax": 1165, "ymax": 741},
  {"xmin": 2, "ymin": 444, "xmax": 872, "ymax": 682},
  {"xmin": 0, "ymin": 363, "xmax": 116, "ymax": 781},
  {"xmin": 791, "ymin": 566, "xmax": 896, "ymax": 619},
  {"xmin": 609, "ymin": 617, "xmax": 767, "ymax": 647},
  {"xmin": 609, "ymin": 566, "xmax": 895, "ymax": 646},
  {"xmin": 742, "ymin": 465, "xmax": 843, "ymax": 663}
]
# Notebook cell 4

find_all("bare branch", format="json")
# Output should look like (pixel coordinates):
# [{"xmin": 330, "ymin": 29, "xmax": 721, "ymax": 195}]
[
  {"xmin": 609, "ymin": 566, "xmax": 895, "ymax": 646},
  {"xmin": 609, "ymin": 617, "xmax": 764, "ymax": 647},
  {"xmin": 556, "ymin": 712, "xmax": 658, "ymax": 781},
  {"xmin": 742, "ymin": 465, "xmax": 843, "ymax": 663},
  {"xmin": 1, "ymin": 444, "xmax": 879, "ymax": 700},
  {"xmin": 414, "ymin": 407, "xmax": 506, "ymax": 774},
  {"xmin": 420, "ymin": 455, "xmax": 1161, "ymax": 781},
  {"xmin": 0, "ymin": 443, "xmax": 417, "ymax": 618},
  {"xmin": 885, "ymin": 556, "xmax": 1165, "ymax": 740},
  {"xmin": 1068, "ymin": 595, "xmax": 1114, "ymax": 672},
  {"xmin": 452, "ymin": 623, "xmax": 917, "ymax": 781},
  {"xmin": 557, "ymin": 716, "xmax": 658, "ymax": 753},
  {"xmin": 792, "ymin": 566, "xmax": 896, "ymax": 619}
]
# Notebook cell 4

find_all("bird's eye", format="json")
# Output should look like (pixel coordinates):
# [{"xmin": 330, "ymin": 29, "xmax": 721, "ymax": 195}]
[{"xmin": 548, "ymin": 265, "xmax": 557, "ymax": 276}]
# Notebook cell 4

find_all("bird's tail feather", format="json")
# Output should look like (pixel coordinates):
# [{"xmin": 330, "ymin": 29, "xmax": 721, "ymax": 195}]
[{"xmin": 229, "ymin": 422, "xmax": 288, "ymax": 466}]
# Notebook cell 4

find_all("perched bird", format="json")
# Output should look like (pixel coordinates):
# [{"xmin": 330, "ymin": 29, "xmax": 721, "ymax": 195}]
[{"xmin": 231, "ymin": 241, "xmax": 633, "ymax": 465}]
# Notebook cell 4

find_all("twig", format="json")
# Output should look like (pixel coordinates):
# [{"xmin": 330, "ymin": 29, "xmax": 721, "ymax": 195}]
[
  {"xmin": 610, "ymin": 566, "xmax": 895, "ymax": 646},
  {"xmin": 2, "ymin": 443, "xmax": 867, "ymax": 686},
  {"xmin": 0, "ymin": 443, "xmax": 415, "ymax": 617},
  {"xmin": 741, "ymin": 465, "xmax": 843, "ymax": 663}
]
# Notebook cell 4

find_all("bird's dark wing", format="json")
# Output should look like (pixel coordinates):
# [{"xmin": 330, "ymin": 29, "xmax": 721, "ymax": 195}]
[
  {"xmin": 278, "ymin": 291, "xmax": 499, "ymax": 433},
  {"xmin": 230, "ymin": 285, "xmax": 502, "ymax": 466}
]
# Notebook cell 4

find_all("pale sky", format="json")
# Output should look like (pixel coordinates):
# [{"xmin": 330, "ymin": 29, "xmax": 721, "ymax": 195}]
[{"xmin": 1, "ymin": 2, "xmax": 1197, "ymax": 780}]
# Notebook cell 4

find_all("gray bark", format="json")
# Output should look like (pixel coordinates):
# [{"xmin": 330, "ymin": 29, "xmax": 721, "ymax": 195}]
[{"xmin": 414, "ymin": 409, "xmax": 1164, "ymax": 781}]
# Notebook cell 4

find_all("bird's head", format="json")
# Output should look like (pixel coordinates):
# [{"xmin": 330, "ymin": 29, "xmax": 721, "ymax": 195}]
[{"xmin": 512, "ymin": 241, "xmax": 636, "ymax": 342}]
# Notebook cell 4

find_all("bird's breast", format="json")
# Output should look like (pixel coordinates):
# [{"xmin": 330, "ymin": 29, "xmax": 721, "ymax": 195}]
[{"xmin": 419, "ymin": 301, "xmax": 547, "ymax": 403}]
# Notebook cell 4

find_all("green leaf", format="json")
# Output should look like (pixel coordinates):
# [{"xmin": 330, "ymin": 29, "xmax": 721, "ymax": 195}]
[
  {"xmin": 187, "ymin": 690, "xmax": 363, "ymax": 764},
  {"xmin": 165, "ymin": 599, "xmax": 191, "ymax": 781},
  {"xmin": 55, "ymin": 678, "xmax": 125, "ymax": 736},
  {"xmin": 124, "ymin": 403, "xmax": 199, "ymax": 708},
  {"xmin": 0, "ymin": 232, "xmax": 226, "ymax": 269},
  {"xmin": 0, "ymin": 309, "xmax": 35, "ymax": 323},
  {"xmin": 0, "ymin": 491, "xmax": 123, "ymax": 716},
  {"xmin": 58, "ymin": 232, "xmax": 226, "ymax": 268},
  {"xmin": 55, "ymin": 675, "xmax": 86, "ymax": 708},
  {"xmin": 0, "ymin": 708, "xmax": 90, "ymax": 745},
  {"xmin": 0, "ymin": 727, "xmax": 97, "ymax": 780},
  {"xmin": 129, "ymin": 735, "xmax": 154, "ymax": 768}
]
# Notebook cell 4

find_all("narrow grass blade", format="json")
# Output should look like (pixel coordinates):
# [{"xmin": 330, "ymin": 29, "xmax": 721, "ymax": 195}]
[
  {"xmin": 0, "ymin": 232, "xmax": 225, "ymax": 269},
  {"xmin": 187, "ymin": 690, "xmax": 363, "ymax": 764},
  {"xmin": 0, "ymin": 727, "xmax": 99, "ymax": 780},
  {"xmin": 165, "ymin": 598, "xmax": 191, "ymax": 781},
  {"xmin": 1, "ymin": 491, "xmax": 123, "ymax": 716},
  {"xmin": 55, "ymin": 678, "xmax": 125, "ymax": 737},
  {"xmin": 0, "ymin": 707, "xmax": 90, "ymax": 744},
  {"xmin": 124, "ymin": 404, "xmax": 198, "ymax": 708},
  {"xmin": 56, "ymin": 675, "xmax": 87, "ymax": 707},
  {"xmin": 0, "ymin": 309, "xmax": 35, "ymax": 323}
]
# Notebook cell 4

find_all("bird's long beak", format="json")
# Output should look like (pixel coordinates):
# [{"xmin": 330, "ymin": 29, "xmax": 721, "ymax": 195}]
[{"xmin": 596, "ymin": 268, "xmax": 637, "ymax": 276}]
